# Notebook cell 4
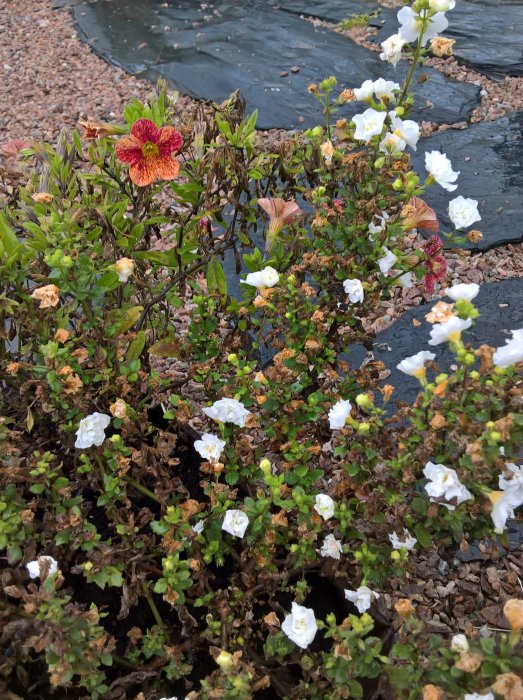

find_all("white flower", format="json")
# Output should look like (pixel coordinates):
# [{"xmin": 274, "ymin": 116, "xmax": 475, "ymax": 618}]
[
  {"xmin": 368, "ymin": 211, "xmax": 390, "ymax": 241},
  {"xmin": 328, "ymin": 399, "xmax": 352, "ymax": 430},
  {"xmin": 423, "ymin": 461, "xmax": 472, "ymax": 508},
  {"xmin": 397, "ymin": 350, "xmax": 436, "ymax": 379},
  {"xmin": 194, "ymin": 433, "xmax": 226, "ymax": 463},
  {"xmin": 493, "ymin": 328, "xmax": 523, "ymax": 368},
  {"xmin": 354, "ymin": 79, "xmax": 375, "ymax": 101},
  {"xmin": 428, "ymin": 315, "xmax": 472, "ymax": 346},
  {"xmin": 378, "ymin": 247, "xmax": 398, "ymax": 274},
  {"xmin": 114, "ymin": 257, "xmax": 135, "ymax": 283},
  {"xmin": 429, "ymin": 0, "xmax": 456, "ymax": 11},
  {"xmin": 490, "ymin": 463, "xmax": 523, "ymax": 532},
  {"xmin": 464, "ymin": 694, "xmax": 494, "ymax": 700},
  {"xmin": 222, "ymin": 509, "xmax": 249, "ymax": 538},
  {"xmin": 373, "ymin": 78, "xmax": 400, "ymax": 100},
  {"xmin": 450, "ymin": 633, "xmax": 470, "ymax": 653},
  {"xmin": 203, "ymin": 398, "xmax": 250, "ymax": 427},
  {"xmin": 399, "ymin": 272, "xmax": 414, "ymax": 289},
  {"xmin": 320, "ymin": 534, "xmax": 343, "ymax": 559},
  {"xmin": 446, "ymin": 283, "xmax": 480, "ymax": 302},
  {"xmin": 380, "ymin": 33, "xmax": 407, "ymax": 67},
  {"xmin": 397, "ymin": 6, "xmax": 449, "ymax": 46},
  {"xmin": 281, "ymin": 602, "xmax": 318, "ymax": 649},
  {"xmin": 314, "ymin": 494, "xmax": 335, "ymax": 520},
  {"xmin": 389, "ymin": 529, "xmax": 417, "ymax": 551},
  {"xmin": 352, "ymin": 108, "xmax": 387, "ymax": 143},
  {"xmin": 192, "ymin": 519, "xmax": 205, "ymax": 535},
  {"xmin": 379, "ymin": 132, "xmax": 406, "ymax": 155},
  {"xmin": 26, "ymin": 555, "xmax": 59, "ymax": 579},
  {"xmin": 448, "ymin": 196, "xmax": 481, "ymax": 230},
  {"xmin": 389, "ymin": 111, "xmax": 420, "ymax": 150},
  {"xmin": 242, "ymin": 266, "xmax": 279, "ymax": 290},
  {"xmin": 343, "ymin": 278, "xmax": 364, "ymax": 304},
  {"xmin": 344, "ymin": 585, "xmax": 380, "ymax": 614},
  {"xmin": 75, "ymin": 412, "xmax": 111, "ymax": 449},
  {"xmin": 425, "ymin": 150, "xmax": 459, "ymax": 191}
]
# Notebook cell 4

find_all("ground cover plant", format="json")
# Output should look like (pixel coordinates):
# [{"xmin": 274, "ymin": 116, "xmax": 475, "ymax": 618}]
[{"xmin": 0, "ymin": 1, "xmax": 522, "ymax": 698}]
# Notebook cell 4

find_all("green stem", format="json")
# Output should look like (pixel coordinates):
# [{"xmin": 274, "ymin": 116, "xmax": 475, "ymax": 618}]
[
  {"xmin": 124, "ymin": 476, "xmax": 162, "ymax": 504},
  {"xmin": 398, "ymin": 13, "xmax": 429, "ymax": 106},
  {"xmin": 142, "ymin": 582, "xmax": 166, "ymax": 631}
]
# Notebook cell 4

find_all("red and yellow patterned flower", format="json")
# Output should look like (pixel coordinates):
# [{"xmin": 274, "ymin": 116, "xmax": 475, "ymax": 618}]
[{"xmin": 115, "ymin": 119, "xmax": 182, "ymax": 187}]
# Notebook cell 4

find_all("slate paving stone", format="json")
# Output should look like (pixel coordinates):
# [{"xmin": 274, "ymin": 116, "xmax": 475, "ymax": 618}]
[
  {"xmin": 372, "ymin": 2, "xmax": 523, "ymax": 79},
  {"xmin": 339, "ymin": 278, "xmax": 523, "ymax": 410},
  {"xmin": 72, "ymin": 0, "xmax": 479, "ymax": 130},
  {"xmin": 410, "ymin": 111, "xmax": 523, "ymax": 251}
]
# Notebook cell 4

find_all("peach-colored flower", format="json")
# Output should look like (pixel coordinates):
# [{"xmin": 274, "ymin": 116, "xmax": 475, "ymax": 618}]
[
  {"xmin": 63, "ymin": 374, "xmax": 83, "ymax": 395},
  {"xmin": 109, "ymin": 399, "xmax": 127, "ymax": 419},
  {"xmin": 58, "ymin": 365, "xmax": 73, "ymax": 376},
  {"xmin": 54, "ymin": 329, "xmax": 71, "ymax": 343},
  {"xmin": 503, "ymin": 599, "xmax": 523, "ymax": 632},
  {"xmin": 32, "ymin": 192, "xmax": 53, "ymax": 204},
  {"xmin": 258, "ymin": 197, "xmax": 302, "ymax": 250},
  {"xmin": 401, "ymin": 196, "xmax": 439, "ymax": 233},
  {"xmin": 468, "ymin": 229, "xmax": 483, "ymax": 244},
  {"xmin": 422, "ymin": 685, "xmax": 443, "ymax": 700},
  {"xmin": 71, "ymin": 348, "xmax": 89, "ymax": 364},
  {"xmin": 321, "ymin": 140, "xmax": 335, "ymax": 165},
  {"xmin": 6, "ymin": 362, "xmax": 22, "ymax": 375},
  {"xmin": 338, "ymin": 89, "xmax": 355, "ymax": 104},
  {"xmin": 114, "ymin": 257, "xmax": 135, "ymax": 283},
  {"xmin": 115, "ymin": 118, "xmax": 182, "ymax": 187},
  {"xmin": 430, "ymin": 37, "xmax": 455, "ymax": 57},
  {"xmin": 31, "ymin": 284, "xmax": 60, "ymax": 309},
  {"xmin": 492, "ymin": 673, "xmax": 523, "ymax": 699},
  {"xmin": 454, "ymin": 652, "xmax": 482, "ymax": 672},
  {"xmin": 425, "ymin": 301, "xmax": 454, "ymax": 324},
  {"xmin": 394, "ymin": 599, "xmax": 414, "ymax": 618}
]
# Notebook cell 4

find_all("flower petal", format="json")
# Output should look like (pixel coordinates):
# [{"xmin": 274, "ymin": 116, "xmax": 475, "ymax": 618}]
[
  {"xmin": 153, "ymin": 155, "xmax": 180, "ymax": 181},
  {"xmin": 115, "ymin": 136, "xmax": 143, "ymax": 165},
  {"xmin": 129, "ymin": 160, "xmax": 158, "ymax": 187},
  {"xmin": 130, "ymin": 118, "xmax": 160, "ymax": 145},
  {"xmin": 157, "ymin": 126, "xmax": 183, "ymax": 156}
]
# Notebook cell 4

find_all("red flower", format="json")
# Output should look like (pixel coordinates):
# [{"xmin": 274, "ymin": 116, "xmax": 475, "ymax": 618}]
[
  {"xmin": 115, "ymin": 119, "xmax": 182, "ymax": 187},
  {"xmin": 423, "ymin": 235, "xmax": 447, "ymax": 293}
]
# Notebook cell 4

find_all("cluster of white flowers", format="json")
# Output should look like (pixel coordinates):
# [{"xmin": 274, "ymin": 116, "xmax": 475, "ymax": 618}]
[
  {"xmin": 389, "ymin": 529, "xmax": 417, "ymax": 551},
  {"xmin": 328, "ymin": 399, "xmax": 352, "ymax": 430},
  {"xmin": 242, "ymin": 266, "xmax": 279, "ymax": 290},
  {"xmin": 423, "ymin": 461, "xmax": 472, "ymax": 509},
  {"xmin": 490, "ymin": 463, "xmax": 523, "ymax": 532},
  {"xmin": 194, "ymin": 433, "xmax": 226, "ymax": 463},
  {"xmin": 354, "ymin": 78, "xmax": 400, "ymax": 102},
  {"xmin": 222, "ymin": 509, "xmax": 249, "ymax": 538},
  {"xmin": 344, "ymin": 585, "xmax": 380, "ymax": 613},
  {"xmin": 203, "ymin": 398, "xmax": 250, "ymax": 427}
]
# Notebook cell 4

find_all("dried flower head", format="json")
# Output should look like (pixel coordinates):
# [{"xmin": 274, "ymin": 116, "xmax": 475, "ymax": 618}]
[
  {"xmin": 394, "ymin": 598, "xmax": 414, "ymax": 617},
  {"xmin": 110, "ymin": 399, "xmax": 127, "ymax": 419},
  {"xmin": 492, "ymin": 673, "xmax": 523, "ymax": 699},
  {"xmin": 79, "ymin": 118, "xmax": 123, "ymax": 139},
  {"xmin": 32, "ymin": 192, "xmax": 54, "ymax": 204},
  {"xmin": 258, "ymin": 197, "xmax": 302, "ymax": 250},
  {"xmin": 468, "ymin": 229, "xmax": 483, "ymax": 243},
  {"xmin": 503, "ymin": 599, "xmax": 523, "ymax": 632},
  {"xmin": 430, "ymin": 37, "xmax": 456, "ymax": 57},
  {"xmin": 401, "ymin": 196, "xmax": 439, "ymax": 232},
  {"xmin": 54, "ymin": 328, "xmax": 71, "ymax": 343},
  {"xmin": 454, "ymin": 652, "xmax": 483, "ymax": 672},
  {"xmin": 31, "ymin": 284, "xmax": 60, "ymax": 309},
  {"xmin": 425, "ymin": 301, "xmax": 455, "ymax": 324},
  {"xmin": 422, "ymin": 685, "xmax": 444, "ymax": 700}
]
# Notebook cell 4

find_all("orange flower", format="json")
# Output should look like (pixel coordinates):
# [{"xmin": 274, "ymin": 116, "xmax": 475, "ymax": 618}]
[
  {"xmin": 258, "ymin": 197, "xmax": 302, "ymax": 250},
  {"xmin": 401, "ymin": 196, "xmax": 439, "ymax": 233},
  {"xmin": 115, "ymin": 118, "xmax": 182, "ymax": 187}
]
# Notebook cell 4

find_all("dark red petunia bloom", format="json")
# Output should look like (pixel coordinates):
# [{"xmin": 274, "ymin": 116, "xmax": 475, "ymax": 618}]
[
  {"xmin": 115, "ymin": 118, "xmax": 182, "ymax": 187},
  {"xmin": 423, "ymin": 235, "xmax": 447, "ymax": 293}
]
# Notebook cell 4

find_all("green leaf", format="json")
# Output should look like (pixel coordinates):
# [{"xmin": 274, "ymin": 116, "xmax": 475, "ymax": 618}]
[
  {"xmin": 414, "ymin": 522, "xmax": 432, "ymax": 548},
  {"xmin": 206, "ymin": 256, "xmax": 228, "ymax": 304},
  {"xmin": 127, "ymin": 330, "xmax": 146, "ymax": 362},
  {"xmin": 148, "ymin": 337, "xmax": 181, "ymax": 358}
]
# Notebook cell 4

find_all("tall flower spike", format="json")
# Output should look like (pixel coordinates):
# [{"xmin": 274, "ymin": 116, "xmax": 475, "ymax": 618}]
[
  {"xmin": 258, "ymin": 197, "xmax": 302, "ymax": 251},
  {"xmin": 115, "ymin": 118, "xmax": 182, "ymax": 187}
]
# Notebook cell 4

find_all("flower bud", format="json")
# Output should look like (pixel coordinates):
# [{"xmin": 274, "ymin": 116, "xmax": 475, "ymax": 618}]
[
  {"xmin": 357, "ymin": 422, "xmax": 371, "ymax": 434},
  {"xmin": 356, "ymin": 393, "xmax": 374, "ymax": 410},
  {"xmin": 227, "ymin": 353, "xmax": 239, "ymax": 366},
  {"xmin": 392, "ymin": 178, "xmax": 403, "ymax": 191},
  {"xmin": 215, "ymin": 649, "xmax": 234, "ymax": 671},
  {"xmin": 503, "ymin": 599, "xmax": 523, "ymax": 631},
  {"xmin": 260, "ymin": 458, "xmax": 272, "ymax": 477},
  {"xmin": 374, "ymin": 156, "xmax": 386, "ymax": 169}
]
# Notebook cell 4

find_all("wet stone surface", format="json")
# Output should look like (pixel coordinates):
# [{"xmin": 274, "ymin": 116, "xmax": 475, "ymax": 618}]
[
  {"xmin": 72, "ymin": 0, "xmax": 479, "ymax": 130},
  {"xmin": 339, "ymin": 278, "xmax": 523, "ymax": 409},
  {"xmin": 410, "ymin": 111, "xmax": 523, "ymax": 251},
  {"xmin": 372, "ymin": 1, "xmax": 523, "ymax": 80}
]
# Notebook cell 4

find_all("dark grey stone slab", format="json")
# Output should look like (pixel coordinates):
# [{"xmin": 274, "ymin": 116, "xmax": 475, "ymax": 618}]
[
  {"xmin": 410, "ymin": 112, "xmax": 523, "ymax": 251},
  {"xmin": 340, "ymin": 278, "xmax": 523, "ymax": 408},
  {"xmin": 372, "ymin": 2, "xmax": 523, "ymax": 80},
  {"xmin": 72, "ymin": 0, "xmax": 480, "ymax": 130}
]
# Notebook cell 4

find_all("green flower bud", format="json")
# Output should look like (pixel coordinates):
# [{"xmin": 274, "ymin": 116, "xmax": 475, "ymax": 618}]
[
  {"xmin": 260, "ymin": 458, "xmax": 272, "ymax": 477},
  {"xmin": 356, "ymin": 393, "xmax": 374, "ymax": 410},
  {"xmin": 358, "ymin": 422, "xmax": 371, "ymax": 434},
  {"xmin": 215, "ymin": 650, "xmax": 234, "ymax": 671},
  {"xmin": 392, "ymin": 178, "xmax": 403, "ymax": 191},
  {"xmin": 374, "ymin": 156, "xmax": 386, "ymax": 169},
  {"xmin": 469, "ymin": 371, "xmax": 480, "ymax": 380}
]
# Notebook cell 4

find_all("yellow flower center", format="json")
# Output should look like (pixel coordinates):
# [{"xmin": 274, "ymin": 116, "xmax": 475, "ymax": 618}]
[{"xmin": 142, "ymin": 141, "xmax": 160, "ymax": 159}]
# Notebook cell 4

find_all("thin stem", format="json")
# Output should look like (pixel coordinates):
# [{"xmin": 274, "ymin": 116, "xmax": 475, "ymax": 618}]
[
  {"xmin": 142, "ymin": 582, "xmax": 166, "ymax": 631},
  {"xmin": 124, "ymin": 475, "xmax": 163, "ymax": 504}
]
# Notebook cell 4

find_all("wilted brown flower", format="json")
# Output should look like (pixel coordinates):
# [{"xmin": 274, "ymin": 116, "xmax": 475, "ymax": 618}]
[
  {"xmin": 401, "ymin": 196, "xmax": 439, "ymax": 233},
  {"xmin": 492, "ymin": 673, "xmax": 523, "ymax": 699},
  {"xmin": 503, "ymin": 599, "xmax": 523, "ymax": 632},
  {"xmin": 425, "ymin": 301, "xmax": 455, "ymax": 324},
  {"xmin": 430, "ymin": 37, "xmax": 455, "ymax": 57},
  {"xmin": 258, "ymin": 197, "xmax": 302, "ymax": 250},
  {"xmin": 336, "ymin": 118, "xmax": 348, "ymax": 129},
  {"xmin": 71, "ymin": 348, "xmax": 89, "ymax": 364},
  {"xmin": 79, "ymin": 118, "xmax": 123, "ymax": 140},
  {"xmin": 422, "ymin": 685, "xmax": 443, "ymax": 700},
  {"xmin": 110, "ymin": 399, "xmax": 127, "ymax": 419},
  {"xmin": 454, "ymin": 652, "xmax": 483, "ymax": 672},
  {"xmin": 31, "ymin": 284, "xmax": 60, "ymax": 309},
  {"xmin": 321, "ymin": 140, "xmax": 335, "ymax": 165},
  {"xmin": 32, "ymin": 192, "xmax": 54, "ymax": 204},
  {"xmin": 6, "ymin": 362, "xmax": 22, "ymax": 375},
  {"xmin": 63, "ymin": 374, "xmax": 83, "ymax": 395},
  {"xmin": 338, "ymin": 88, "xmax": 355, "ymax": 103},
  {"xmin": 394, "ymin": 599, "xmax": 414, "ymax": 618},
  {"xmin": 308, "ymin": 83, "xmax": 318, "ymax": 93},
  {"xmin": 57, "ymin": 365, "xmax": 73, "ymax": 376},
  {"xmin": 54, "ymin": 328, "xmax": 71, "ymax": 343},
  {"xmin": 468, "ymin": 229, "xmax": 483, "ymax": 243}
]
